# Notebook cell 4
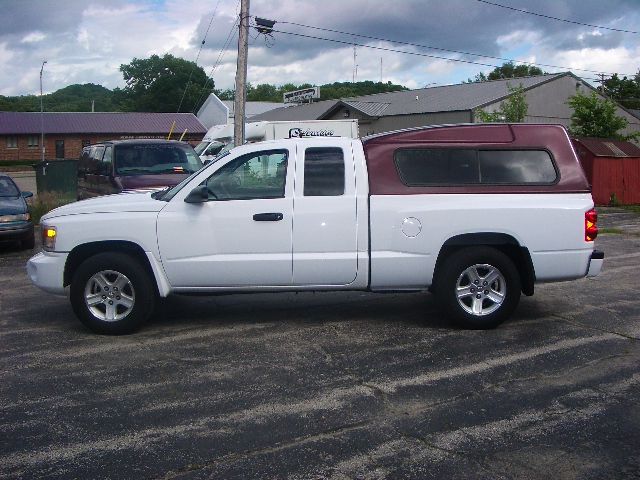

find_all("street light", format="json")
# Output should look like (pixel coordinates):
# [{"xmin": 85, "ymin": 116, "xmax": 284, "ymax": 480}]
[{"xmin": 40, "ymin": 60, "xmax": 47, "ymax": 162}]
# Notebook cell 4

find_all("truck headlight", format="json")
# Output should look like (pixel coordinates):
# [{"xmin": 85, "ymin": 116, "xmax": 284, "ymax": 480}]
[
  {"xmin": 0, "ymin": 213, "xmax": 30, "ymax": 222},
  {"xmin": 42, "ymin": 226, "xmax": 57, "ymax": 251}
]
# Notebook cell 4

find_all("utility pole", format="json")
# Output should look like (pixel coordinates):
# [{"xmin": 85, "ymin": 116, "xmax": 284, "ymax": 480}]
[
  {"xmin": 352, "ymin": 45, "xmax": 357, "ymax": 83},
  {"xmin": 39, "ymin": 60, "xmax": 47, "ymax": 163},
  {"xmin": 233, "ymin": 0, "xmax": 250, "ymax": 147},
  {"xmin": 594, "ymin": 73, "xmax": 608, "ymax": 98}
]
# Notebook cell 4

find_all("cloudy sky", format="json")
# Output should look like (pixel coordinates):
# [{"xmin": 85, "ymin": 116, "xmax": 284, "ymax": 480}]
[{"xmin": 1, "ymin": 0, "xmax": 639, "ymax": 99}]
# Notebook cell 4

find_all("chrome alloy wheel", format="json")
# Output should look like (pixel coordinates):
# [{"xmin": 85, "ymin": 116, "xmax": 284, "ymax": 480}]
[
  {"xmin": 83, "ymin": 270, "xmax": 135, "ymax": 322},
  {"xmin": 455, "ymin": 264, "xmax": 506, "ymax": 316}
]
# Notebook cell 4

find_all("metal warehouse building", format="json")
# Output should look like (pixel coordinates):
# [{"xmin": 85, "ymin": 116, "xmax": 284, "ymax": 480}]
[{"xmin": 251, "ymin": 72, "xmax": 640, "ymax": 139}]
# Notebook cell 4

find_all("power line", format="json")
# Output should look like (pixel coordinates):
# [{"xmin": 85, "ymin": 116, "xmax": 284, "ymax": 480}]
[
  {"xmin": 272, "ymin": 28, "xmax": 633, "ymax": 82},
  {"xmin": 474, "ymin": 0, "xmax": 639, "ymax": 35},
  {"xmin": 272, "ymin": 29, "xmax": 498, "ymax": 69},
  {"xmin": 177, "ymin": 0, "xmax": 225, "ymax": 113},
  {"xmin": 276, "ymin": 20, "xmax": 635, "ymax": 77},
  {"xmin": 193, "ymin": 16, "xmax": 239, "ymax": 112}
]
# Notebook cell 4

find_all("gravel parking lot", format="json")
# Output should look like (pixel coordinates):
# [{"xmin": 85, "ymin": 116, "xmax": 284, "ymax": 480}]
[{"xmin": 1, "ymin": 209, "xmax": 639, "ymax": 479}]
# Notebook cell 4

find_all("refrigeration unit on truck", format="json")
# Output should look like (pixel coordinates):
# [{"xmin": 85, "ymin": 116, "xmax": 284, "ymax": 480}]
[{"xmin": 195, "ymin": 119, "xmax": 359, "ymax": 162}]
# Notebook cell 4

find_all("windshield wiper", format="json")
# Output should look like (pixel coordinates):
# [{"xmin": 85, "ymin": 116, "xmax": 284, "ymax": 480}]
[{"xmin": 151, "ymin": 186, "xmax": 171, "ymax": 200}]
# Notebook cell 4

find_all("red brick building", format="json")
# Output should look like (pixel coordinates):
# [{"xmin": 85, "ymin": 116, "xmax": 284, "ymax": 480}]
[{"xmin": 0, "ymin": 112, "xmax": 207, "ymax": 163}]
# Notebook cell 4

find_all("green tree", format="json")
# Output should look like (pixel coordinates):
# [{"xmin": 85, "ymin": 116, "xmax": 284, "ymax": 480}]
[
  {"xmin": 601, "ymin": 72, "xmax": 640, "ymax": 110},
  {"xmin": 119, "ymin": 54, "xmax": 214, "ymax": 112},
  {"xmin": 468, "ymin": 62, "xmax": 545, "ymax": 83},
  {"xmin": 567, "ymin": 91, "xmax": 637, "ymax": 140},
  {"xmin": 475, "ymin": 83, "xmax": 528, "ymax": 122},
  {"xmin": 221, "ymin": 80, "xmax": 408, "ymax": 103}
]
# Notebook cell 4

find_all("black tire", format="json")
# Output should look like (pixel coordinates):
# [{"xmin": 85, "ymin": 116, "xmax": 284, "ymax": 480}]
[
  {"xmin": 21, "ymin": 231, "xmax": 35, "ymax": 250},
  {"xmin": 434, "ymin": 246, "xmax": 521, "ymax": 329},
  {"xmin": 70, "ymin": 252, "xmax": 155, "ymax": 334}
]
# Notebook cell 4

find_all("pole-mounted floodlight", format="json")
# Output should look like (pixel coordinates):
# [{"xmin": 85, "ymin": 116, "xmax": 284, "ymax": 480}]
[{"xmin": 255, "ymin": 17, "xmax": 275, "ymax": 34}]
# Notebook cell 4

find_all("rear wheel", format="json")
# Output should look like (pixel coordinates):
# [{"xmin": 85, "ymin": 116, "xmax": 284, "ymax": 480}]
[
  {"xmin": 70, "ymin": 252, "xmax": 155, "ymax": 334},
  {"xmin": 435, "ymin": 247, "xmax": 521, "ymax": 329}
]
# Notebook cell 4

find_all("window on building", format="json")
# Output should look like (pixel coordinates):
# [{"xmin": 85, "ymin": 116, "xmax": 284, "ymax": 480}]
[
  {"xmin": 27, "ymin": 136, "xmax": 38, "ymax": 147},
  {"xmin": 304, "ymin": 147, "xmax": 345, "ymax": 196},
  {"xmin": 55, "ymin": 140, "xmax": 65, "ymax": 159},
  {"xmin": 6, "ymin": 136, "xmax": 18, "ymax": 148},
  {"xmin": 394, "ymin": 148, "xmax": 557, "ymax": 186}
]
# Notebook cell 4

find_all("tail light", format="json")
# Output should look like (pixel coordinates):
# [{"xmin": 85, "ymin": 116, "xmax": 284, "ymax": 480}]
[{"xmin": 585, "ymin": 208, "xmax": 598, "ymax": 242}]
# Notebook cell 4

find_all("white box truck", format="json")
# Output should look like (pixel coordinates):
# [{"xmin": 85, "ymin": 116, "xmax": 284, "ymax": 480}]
[{"xmin": 194, "ymin": 119, "xmax": 359, "ymax": 162}]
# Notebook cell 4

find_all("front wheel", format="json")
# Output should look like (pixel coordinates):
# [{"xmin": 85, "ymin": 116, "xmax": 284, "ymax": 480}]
[
  {"xmin": 435, "ymin": 247, "xmax": 521, "ymax": 329},
  {"xmin": 70, "ymin": 252, "xmax": 155, "ymax": 334}
]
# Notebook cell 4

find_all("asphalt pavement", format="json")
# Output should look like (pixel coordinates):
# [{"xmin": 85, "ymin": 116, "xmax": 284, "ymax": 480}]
[{"xmin": 1, "ymin": 209, "xmax": 639, "ymax": 479}]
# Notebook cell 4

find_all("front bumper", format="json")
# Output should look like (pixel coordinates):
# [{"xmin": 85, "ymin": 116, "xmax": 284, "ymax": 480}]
[
  {"xmin": 0, "ymin": 221, "xmax": 33, "ymax": 241},
  {"xmin": 586, "ymin": 250, "xmax": 604, "ymax": 277},
  {"xmin": 26, "ymin": 251, "xmax": 69, "ymax": 295}
]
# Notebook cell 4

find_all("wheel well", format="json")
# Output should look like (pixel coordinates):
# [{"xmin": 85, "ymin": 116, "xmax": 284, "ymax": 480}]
[
  {"xmin": 64, "ymin": 241, "xmax": 156, "ymax": 292},
  {"xmin": 433, "ymin": 233, "xmax": 535, "ymax": 296}
]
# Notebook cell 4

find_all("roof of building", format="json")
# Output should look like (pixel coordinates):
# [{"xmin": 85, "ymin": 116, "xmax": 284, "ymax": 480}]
[
  {"xmin": 252, "ymin": 73, "xmax": 567, "ymax": 121},
  {"xmin": 223, "ymin": 100, "xmax": 284, "ymax": 118},
  {"xmin": 572, "ymin": 137, "xmax": 640, "ymax": 157},
  {"xmin": 630, "ymin": 109, "xmax": 640, "ymax": 120},
  {"xmin": 0, "ymin": 112, "xmax": 207, "ymax": 135},
  {"xmin": 251, "ymin": 99, "xmax": 340, "ymax": 121}
]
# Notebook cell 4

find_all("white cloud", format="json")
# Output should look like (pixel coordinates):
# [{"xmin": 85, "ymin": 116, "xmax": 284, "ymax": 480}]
[
  {"xmin": 551, "ymin": 46, "xmax": 639, "ymax": 77},
  {"xmin": 21, "ymin": 32, "xmax": 46, "ymax": 44},
  {"xmin": 0, "ymin": 0, "xmax": 639, "ymax": 99}
]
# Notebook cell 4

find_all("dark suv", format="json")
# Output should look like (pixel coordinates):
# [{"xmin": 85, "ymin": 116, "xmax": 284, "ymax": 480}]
[
  {"xmin": 0, "ymin": 173, "xmax": 34, "ymax": 249},
  {"xmin": 77, "ymin": 139, "xmax": 203, "ymax": 199}
]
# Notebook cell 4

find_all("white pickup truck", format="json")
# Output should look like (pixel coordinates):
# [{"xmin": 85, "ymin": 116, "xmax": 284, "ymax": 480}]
[{"xmin": 27, "ymin": 124, "xmax": 603, "ymax": 334}]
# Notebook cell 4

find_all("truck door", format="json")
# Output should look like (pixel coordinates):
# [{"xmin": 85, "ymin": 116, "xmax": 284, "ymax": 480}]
[
  {"xmin": 156, "ymin": 147, "xmax": 294, "ymax": 288},
  {"xmin": 292, "ymin": 142, "xmax": 358, "ymax": 285}
]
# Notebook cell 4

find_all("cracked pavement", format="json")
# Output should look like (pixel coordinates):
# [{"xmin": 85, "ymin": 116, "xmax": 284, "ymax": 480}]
[{"xmin": 1, "ymin": 209, "xmax": 639, "ymax": 479}]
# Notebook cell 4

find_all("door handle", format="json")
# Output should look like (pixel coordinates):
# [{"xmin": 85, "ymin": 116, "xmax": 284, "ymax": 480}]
[{"xmin": 253, "ymin": 212, "xmax": 283, "ymax": 221}]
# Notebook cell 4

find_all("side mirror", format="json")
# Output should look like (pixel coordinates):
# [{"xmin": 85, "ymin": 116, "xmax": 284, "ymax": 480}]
[
  {"xmin": 184, "ymin": 185, "xmax": 208, "ymax": 203},
  {"xmin": 21, "ymin": 191, "xmax": 33, "ymax": 199}
]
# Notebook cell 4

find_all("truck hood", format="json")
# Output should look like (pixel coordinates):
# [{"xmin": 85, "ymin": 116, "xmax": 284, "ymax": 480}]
[{"xmin": 42, "ymin": 192, "xmax": 166, "ymax": 220}]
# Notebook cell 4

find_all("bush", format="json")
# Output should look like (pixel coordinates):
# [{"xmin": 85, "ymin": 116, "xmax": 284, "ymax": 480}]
[{"xmin": 28, "ymin": 191, "xmax": 74, "ymax": 224}]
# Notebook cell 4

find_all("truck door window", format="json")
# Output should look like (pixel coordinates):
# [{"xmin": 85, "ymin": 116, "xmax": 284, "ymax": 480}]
[
  {"xmin": 101, "ymin": 146, "xmax": 113, "ymax": 175},
  {"xmin": 303, "ymin": 147, "xmax": 345, "ymax": 196},
  {"xmin": 205, "ymin": 149, "xmax": 288, "ymax": 200},
  {"xmin": 91, "ymin": 146, "xmax": 105, "ymax": 175}
]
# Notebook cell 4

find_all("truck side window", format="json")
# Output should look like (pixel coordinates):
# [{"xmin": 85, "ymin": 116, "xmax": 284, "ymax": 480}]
[
  {"xmin": 395, "ymin": 148, "xmax": 558, "ymax": 185},
  {"xmin": 206, "ymin": 150, "xmax": 288, "ymax": 200},
  {"xmin": 479, "ymin": 150, "xmax": 557, "ymax": 184},
  {"xmin": 395, "ymin": 149, "xmax": 478, "ymax": 185},
  {"xmin": 304, "ymin": 147, "xmax": 345, "ymax": 196},
  {"xmin": 101, "ymin": 146, "xmax": 113, "ymax": 175},
  {"xmin": 90, "ymin": 146, "xmax": 105, "ymax": 175}
]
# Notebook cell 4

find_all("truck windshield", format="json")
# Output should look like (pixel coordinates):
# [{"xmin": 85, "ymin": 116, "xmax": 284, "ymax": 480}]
[
  {"xmin": 194, "ymin": 142, "xmax": 209, "ymax": 155},
  {"xmin": 115, "ymin": 144, "xmax": 203, "ymax": 175},
  {"xmin": 0, "ymin": 176, "xmax": 19, "ymax": 197}
]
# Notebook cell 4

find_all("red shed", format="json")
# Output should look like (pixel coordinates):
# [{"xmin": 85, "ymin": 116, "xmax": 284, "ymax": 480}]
[{"xmin": 572, "ymin": 137, "xmax": 640, "ymax": 205}]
